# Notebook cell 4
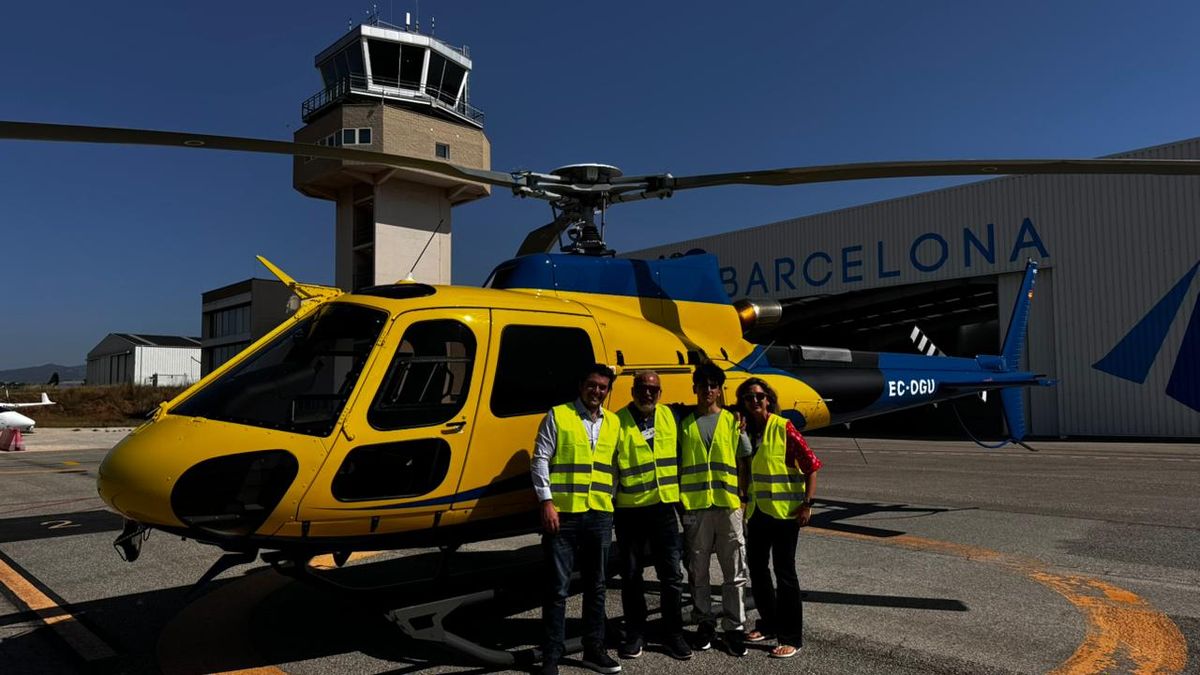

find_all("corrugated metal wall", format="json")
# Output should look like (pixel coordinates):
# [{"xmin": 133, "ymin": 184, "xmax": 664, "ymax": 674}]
[
  {"xmin": 631, "ymin": 139, "xmax": 1200, "ymax": 437},
  {"xmin": 134, "ymin": 346, "xmax": 201, "ymax": 386}
]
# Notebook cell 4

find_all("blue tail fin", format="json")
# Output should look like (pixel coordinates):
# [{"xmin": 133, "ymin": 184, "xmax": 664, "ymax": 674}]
[
  {"xmin": 1001, "ymin": 260, "xmax": 1040, "ymax": 371},
  {"xmin": 1001, "ymin": 388, "xmax": 1027, "ymax": 441},
  {"xmin": 997, "ymin": 260, "xmax": 1041, "ymax": 442}
]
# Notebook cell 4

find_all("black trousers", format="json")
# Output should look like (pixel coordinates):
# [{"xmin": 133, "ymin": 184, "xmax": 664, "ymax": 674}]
[
  {"xmin": 746, "ymin": 509, "xmax": 803, "ymax": 647},
  {"xmin": 614, "ymin": 501, "xmax": 685, "ymax": 639}
]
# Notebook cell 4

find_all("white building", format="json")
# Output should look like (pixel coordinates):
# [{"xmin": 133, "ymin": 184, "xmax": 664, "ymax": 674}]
[
  {"xmin": 86, "ymin": 334, "xmax": 201, "ymax": 387},
  {"xmin": 630, "ymin": 138, "xmax": 1200, "ymax": 439}
]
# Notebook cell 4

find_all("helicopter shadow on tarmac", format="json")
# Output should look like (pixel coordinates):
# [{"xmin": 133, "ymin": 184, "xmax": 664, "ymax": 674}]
[
  {"xmin": 238, "ymin": 498, "xmax": 972, "ymax": 671},
  {"xmin": 0, "ymin": 500, "xmax": 972, "ymax": 674}
]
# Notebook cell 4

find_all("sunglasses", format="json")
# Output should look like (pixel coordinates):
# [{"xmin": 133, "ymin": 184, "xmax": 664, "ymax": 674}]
[
  {"xmin": 695, "ymin": 382, "xmax": 721, "ymax": 390},
  {"xmin": 741, "ymin": 392, "xmax": 768, "ymax": 402},
  {"xmin": 633, "ymin": 384, "xmax": 661, "ymax": 394}
]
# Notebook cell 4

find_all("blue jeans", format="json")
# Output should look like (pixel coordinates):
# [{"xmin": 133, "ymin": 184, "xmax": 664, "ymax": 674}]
[
  {"xmin": 542, "ymin": 509, "xmax": 614, "ymax": 660},
  {"xmin": 615, "ymin": 501, "xmax": 685, "ymax": 639}
]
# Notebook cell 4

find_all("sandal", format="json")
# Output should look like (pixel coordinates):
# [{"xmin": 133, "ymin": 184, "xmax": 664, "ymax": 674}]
[
  {"xmin": 745, "ymin": 630, "xmax": 771, "ymax": 643},
  {"xmin": 769, "ymin": 645, "xmax": 799, "ymax": 659}
]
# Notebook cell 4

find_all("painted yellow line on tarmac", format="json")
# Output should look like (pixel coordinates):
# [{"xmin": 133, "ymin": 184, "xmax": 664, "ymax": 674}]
[
  {"xmin": 0, "ymin": 554, "xmax": 116, "ymax": 662},
  {"xmin": 811, "ymin": 527, "xmax": 1188, "ymax": 674},
  {"xmin": 308, "ymin": 550, "xmax": 384, "ymax": 570},
  {"xmin": 0, "ymin": 468, "xmax": 88, "ymax": 476},
  {"xmin": 62, "ymin": 460, "xmax": 80, "ymax": 466}
]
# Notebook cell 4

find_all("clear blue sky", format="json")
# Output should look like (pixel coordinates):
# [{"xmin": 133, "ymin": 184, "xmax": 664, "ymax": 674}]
[{"xmin": 3, "ymin": 1, "xmax": 1199, "ymax": 370}]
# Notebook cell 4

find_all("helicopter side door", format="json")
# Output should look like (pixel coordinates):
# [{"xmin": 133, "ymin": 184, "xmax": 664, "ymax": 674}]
[
  {"xmin": 297, "ymin": 308, "xmax": 491, "ymax": 541},
  {"xmin": 440, "ymin": 309, "xmax": 605, "ymax": 530}
]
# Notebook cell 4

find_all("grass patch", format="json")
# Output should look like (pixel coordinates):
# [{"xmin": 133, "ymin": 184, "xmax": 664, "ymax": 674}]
[{"xmin": 6, "ymin": 384, "xmax": 189, "ymax": 428}]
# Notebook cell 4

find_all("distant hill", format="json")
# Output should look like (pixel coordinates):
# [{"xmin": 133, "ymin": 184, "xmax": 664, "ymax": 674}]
[{"xmin": 0, "ymin": 363, "xmax": 87, "ymax": 385}]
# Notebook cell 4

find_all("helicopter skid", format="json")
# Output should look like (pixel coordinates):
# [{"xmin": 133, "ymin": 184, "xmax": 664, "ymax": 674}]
[{"xmin": 270, "ymin": 553, "xmax": 566, "ymax": 666}]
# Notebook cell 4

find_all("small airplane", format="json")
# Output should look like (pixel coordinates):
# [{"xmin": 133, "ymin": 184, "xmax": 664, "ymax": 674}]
[
  {"xmin": 0, "ymin": 392, "xmax": 56, "ymax": 432},
  {"xmin": 3, "ymin": 121, "xmax": 1200, "ymax": 591}
]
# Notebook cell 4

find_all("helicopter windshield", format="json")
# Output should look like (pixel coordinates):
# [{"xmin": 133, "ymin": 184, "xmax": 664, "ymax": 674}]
[{"xmin": 173, "ymin": 303, "xmax": 388, "ymax": 436}]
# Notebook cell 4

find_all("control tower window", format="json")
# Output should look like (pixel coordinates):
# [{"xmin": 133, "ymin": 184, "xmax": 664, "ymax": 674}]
[
  {"xmin": 347, "ymin": 44, "xmax": 365, "ymax": 79},
  {"xmin": 426, "ymin": 53, "xmax": 465, "ymax": 104},
  {"xmin": 368, "ymin": 39, "xmax": 400, "ymax": 87},
  {"xmin": 399, "ymin": 45, "xmax": 424, "ymax": 88}
]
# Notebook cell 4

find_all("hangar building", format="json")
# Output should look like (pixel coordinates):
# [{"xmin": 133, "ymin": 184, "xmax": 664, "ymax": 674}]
[
  {"xmin": 630, "ymin": 139, "xmax": 1200, "ymax": 439},
  {"xmin": 86, "ymin": 334, "xmax": 201, "ymax": 387}
]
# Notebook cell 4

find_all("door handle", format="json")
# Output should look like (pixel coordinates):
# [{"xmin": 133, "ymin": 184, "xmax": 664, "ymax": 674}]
[{"xmin": 442, "ymin": 421, "xmax": 467, "ymax": 434}]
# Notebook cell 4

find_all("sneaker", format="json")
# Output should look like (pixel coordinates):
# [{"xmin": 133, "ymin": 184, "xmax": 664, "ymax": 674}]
[
  {"xmin": 537, "ymin": 659, "xmax": 560, "ymax": 675},
  {"xmin": 725, "ymin": 630, "xmax": 748, "ymax": 657},
  {"xmin": 664, "ymin": 633, "xmax": 693, "ymax": 660},
  {"xmin": 692, "ymin": 624, "xmax": 715, "ymax": 651},
  {"xmin": 580, "ymin": 648, "xmax": 622, "ymax": 674},
  {"xmin": 618, "ymin": 635, "xmax": 643, "ymax": 659}
]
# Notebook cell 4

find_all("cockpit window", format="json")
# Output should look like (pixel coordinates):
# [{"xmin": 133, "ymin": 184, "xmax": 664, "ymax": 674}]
[
  {"xmin": 367, "ymin": 319, "xmax": 477, "ymax": 430},
  {"xmin": 173, "ymin": 303, "xmax": 387, "ymax": 436}
]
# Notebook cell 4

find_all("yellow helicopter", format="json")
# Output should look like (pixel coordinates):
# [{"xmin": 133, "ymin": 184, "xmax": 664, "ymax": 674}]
[{"xmin": 4, "ymin": 121, "xmax": 1200, "ymax": 574}]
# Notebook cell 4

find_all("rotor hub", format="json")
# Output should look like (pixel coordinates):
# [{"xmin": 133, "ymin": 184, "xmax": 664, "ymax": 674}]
[{"xmin": 550, "ymin": 163, "xmax": 623, "ymax": 184}]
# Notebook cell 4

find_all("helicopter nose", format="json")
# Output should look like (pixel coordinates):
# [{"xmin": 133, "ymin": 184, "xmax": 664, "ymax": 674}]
[
  {"xmin": 97, "ymin": 424, "xmax": 185, "ymax": 526},
  {"xmin": 98, "ymin": 416, "xmax": 302, "ymax": 536}
]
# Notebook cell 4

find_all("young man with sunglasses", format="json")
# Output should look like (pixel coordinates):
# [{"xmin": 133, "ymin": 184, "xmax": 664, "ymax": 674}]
[
  {"xmin": 531, "ymin": 364, "xmax": 623, "ymax": 675},
  {"xmin": 678, "ymin": 361, "xmax": 753, "ymax": 657},
  {"xmin": 613, "ymin": 370, "xmax": 693, "ymax": 661}
]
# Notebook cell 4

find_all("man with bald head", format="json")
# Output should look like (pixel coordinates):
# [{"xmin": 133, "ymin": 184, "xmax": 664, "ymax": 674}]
[{"xmin": 613, "ymin": 370, "xmax": 692, "ymax": 661}]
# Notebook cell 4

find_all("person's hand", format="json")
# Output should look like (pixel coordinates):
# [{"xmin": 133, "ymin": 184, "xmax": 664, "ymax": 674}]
[
  {"xmin": 541, "ymin": 500, "xmax": 560, "ymax": 534},
  {"xmin": 797, "ymin": 504, "xmax": 812, "ymax": 527},
  {"xmin": 733, "ymin": 410, "xmax": 746, "ymax": 431}
]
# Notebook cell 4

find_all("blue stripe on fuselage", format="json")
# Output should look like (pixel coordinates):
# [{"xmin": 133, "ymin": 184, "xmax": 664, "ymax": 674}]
[
  {"xmin": 731, "ymin": 347, "xmax": 1040, "ymax": 422},
  {"xmin": 489, "ymin": 254, "xmax": 731, "ymax": 305}
]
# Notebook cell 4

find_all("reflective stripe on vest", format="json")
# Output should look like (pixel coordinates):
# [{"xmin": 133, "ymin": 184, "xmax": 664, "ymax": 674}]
[
  {"xmin": 549, "ymin": 403, "xmax": 619, "ymax": 513},
  {"xmin": 678, "ymin": 409, "xmax": 741, "ymax": 510},
  {"xmin": 615, "ymin": 405, "xmax": 680, "ymax": 507},
  {"xmin": 748, "ymin": 414, "xmax": 806, "ymax": 519}
]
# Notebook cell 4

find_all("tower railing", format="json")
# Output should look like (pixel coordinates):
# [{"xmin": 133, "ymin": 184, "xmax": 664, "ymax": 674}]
[{"xmin": 302, "ymin": 75, "xmax": 485, "ymax": 126}]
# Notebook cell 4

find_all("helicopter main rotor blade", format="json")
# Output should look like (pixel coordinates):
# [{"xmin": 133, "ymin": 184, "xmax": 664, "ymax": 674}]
[
  {"xmin": 660, "ymin": 158, "xmax": 1200, "ymax": 191},
  {"xmin": 0, "ymin": 121, "xmax": 522, "ymax": 190}
]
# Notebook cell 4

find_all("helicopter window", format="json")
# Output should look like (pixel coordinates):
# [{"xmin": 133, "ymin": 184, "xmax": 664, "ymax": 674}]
[
  {"xmin": 368, "ymin": 320, "xmax": 476, "ymax": 430},
  {"xmin": 331, "ymin": 438, "xmax": 452, "ymax": 501},
  {"xmin": 490, "ymin": 325, "xmax": 595, "ymax": 418},
  {"xmin": 173, "ymin": 303, "xmax": 387, "ymax": 436}
]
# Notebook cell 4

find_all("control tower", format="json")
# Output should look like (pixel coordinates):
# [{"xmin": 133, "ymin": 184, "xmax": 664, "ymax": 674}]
[{"xmin": 293, "ymin": 16, "xmax": 490, "ymax": 289}]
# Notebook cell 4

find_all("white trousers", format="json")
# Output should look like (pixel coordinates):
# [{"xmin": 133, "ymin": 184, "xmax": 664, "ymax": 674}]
[{"xmin": 682, "ymin": 506, "xmax": 747, "ymax": 632}]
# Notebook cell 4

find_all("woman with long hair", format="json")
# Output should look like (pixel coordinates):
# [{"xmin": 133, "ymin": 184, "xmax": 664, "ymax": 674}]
[{"xmin": 735, "ymin": 377, "xmax": 822, "ymax": 658}]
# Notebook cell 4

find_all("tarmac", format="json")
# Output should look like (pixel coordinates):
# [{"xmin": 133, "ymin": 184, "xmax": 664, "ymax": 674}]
[{"xmin": 0, "ymin": 429, "xmax": 1197, "ymax": 674}]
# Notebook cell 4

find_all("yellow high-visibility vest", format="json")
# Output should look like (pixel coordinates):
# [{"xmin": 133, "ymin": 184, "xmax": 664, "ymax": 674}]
[
  {"xmin": 549, "ymin": 403, "xmax": 619, "ymax": 513},
  {"xmin": 678, "ymin": 409, "xmax": 740, "ymax": 510},
  {"xmin": 615, "ymin": 405, "xmax": 679, "ymax": 508},
  {"xmin": 748, "ymin": 414, "xmax": 807, "ymax": 519}
]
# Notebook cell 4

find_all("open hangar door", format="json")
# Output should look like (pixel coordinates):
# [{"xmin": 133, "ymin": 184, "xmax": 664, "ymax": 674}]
[{"xmin": 753, "ymin": 275, "xmax": 1009, "ymax": 438}]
